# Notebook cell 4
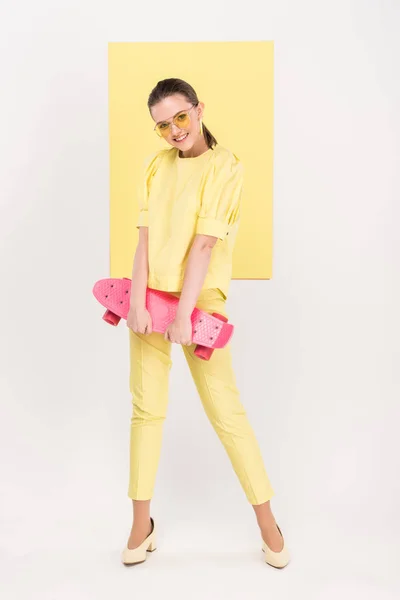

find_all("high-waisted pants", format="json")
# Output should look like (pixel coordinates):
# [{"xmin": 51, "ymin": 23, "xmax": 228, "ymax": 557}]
[{"xmin": 128, "ymin": 288, "xmax": 274, "ymax": 505}]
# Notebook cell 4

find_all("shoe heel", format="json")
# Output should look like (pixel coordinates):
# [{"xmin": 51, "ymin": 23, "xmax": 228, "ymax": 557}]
[{"xmin": 147, "ymin": 537, "xmax": 157, "ymax": 552}]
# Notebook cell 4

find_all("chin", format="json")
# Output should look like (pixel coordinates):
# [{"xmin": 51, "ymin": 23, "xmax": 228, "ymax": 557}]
[{"xmin": 171, "ymin": 132, "xmax": 196, "ymax": 150}]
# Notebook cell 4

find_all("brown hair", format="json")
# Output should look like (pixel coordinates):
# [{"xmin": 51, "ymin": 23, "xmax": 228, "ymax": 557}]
[{"xmin": 148, "ymin": 78, "xmax": 218, "ymax": 150}]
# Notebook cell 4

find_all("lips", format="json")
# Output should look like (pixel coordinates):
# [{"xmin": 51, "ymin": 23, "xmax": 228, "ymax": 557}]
[{"xmin": 174, "ymin": 133, "xmax": 189, "ymax": 142}]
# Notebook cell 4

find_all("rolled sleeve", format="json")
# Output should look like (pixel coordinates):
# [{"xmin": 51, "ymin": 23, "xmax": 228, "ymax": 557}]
[
  {"xmin": 137, "ymin": 209, "xmax": 149, "ymax": 228},
  {"xmin": 195, "ymin": 217, "xmax": 231, "ymax": 240},
  {"xmin": 196, "ymin": 154, "xmax": 243, "ymax": 239},
  {"xmin": 135, "ymin": 151, "xmax": 164, "ymax": 229}
]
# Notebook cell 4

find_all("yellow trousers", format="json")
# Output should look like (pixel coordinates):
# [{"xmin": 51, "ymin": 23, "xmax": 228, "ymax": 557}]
[{"xmin": 128, "ymin": 288, "xmax": 274, "ymax": 505}]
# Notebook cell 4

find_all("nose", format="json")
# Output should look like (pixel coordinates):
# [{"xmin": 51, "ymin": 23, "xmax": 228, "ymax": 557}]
[{"xmin": 170, "ymin": 122, "xmax": 182, "ymax": 135}]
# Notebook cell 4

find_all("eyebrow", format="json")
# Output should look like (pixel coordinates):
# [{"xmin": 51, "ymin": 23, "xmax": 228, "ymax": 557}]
[{"xmin": 155, "ymin": 107, "xmax": 191, "ymax": 126}]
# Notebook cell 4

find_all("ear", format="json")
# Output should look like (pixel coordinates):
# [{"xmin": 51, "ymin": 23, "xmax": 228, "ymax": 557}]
[{"xmin": 197, "ymin": 101, "xmax": 205, "ymax": 119}]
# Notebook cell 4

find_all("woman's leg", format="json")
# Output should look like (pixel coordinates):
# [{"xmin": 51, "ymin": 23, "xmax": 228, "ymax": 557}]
[
  {"xmin": 182, "ymin": 289, "xmax": 283, "ymax": 551},
  {"xmin": 252, "ymin": 501, "xmax": 284, "ymax": 552},
  {"xmin": 128, "ymin": 500, "xmax": 152, "ymax": 549},
  {"xmin": 127, "ymin": 329, "xmax": 172, "ymax": 549}
]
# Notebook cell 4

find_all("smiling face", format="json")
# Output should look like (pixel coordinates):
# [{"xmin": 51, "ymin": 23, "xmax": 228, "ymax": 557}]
[{"xmin": 151, "ymin": 93, "xmax": 204, "ymax": 152}]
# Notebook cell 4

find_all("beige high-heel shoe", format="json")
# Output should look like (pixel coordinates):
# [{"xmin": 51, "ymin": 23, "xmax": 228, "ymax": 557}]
[
  {"xmin": 121, "ymin": 518, "xmax": 157, "ymax": 565},
  {"xmin": 262, "ymin": 524, "xmax": 290, "ymax": 569}
]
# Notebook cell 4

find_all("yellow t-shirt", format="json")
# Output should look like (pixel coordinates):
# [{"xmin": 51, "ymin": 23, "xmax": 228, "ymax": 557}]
[{"xmin": 136, "ymin": 144, "xmax": 243, "ymax": 299}]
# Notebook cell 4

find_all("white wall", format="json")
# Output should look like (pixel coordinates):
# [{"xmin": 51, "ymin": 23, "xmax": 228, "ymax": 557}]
[{"xmin": 1, "ymin": 1, "xmax": 399, "ymax": 598}]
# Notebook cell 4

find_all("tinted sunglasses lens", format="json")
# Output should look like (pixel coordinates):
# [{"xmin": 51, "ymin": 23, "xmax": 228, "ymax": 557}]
[
  {"xmin": 155, "ymin": 123, "xmax": 170, "ymax": 138},
  {"xmin": 173, "ymin": 111, "xmax": 190, "ymax": 129}
]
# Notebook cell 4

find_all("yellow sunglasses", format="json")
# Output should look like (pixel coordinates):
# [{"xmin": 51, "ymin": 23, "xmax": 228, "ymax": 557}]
[{"xmin": 154, "ymin": 104, "xmax": 197, "ymax": 138}]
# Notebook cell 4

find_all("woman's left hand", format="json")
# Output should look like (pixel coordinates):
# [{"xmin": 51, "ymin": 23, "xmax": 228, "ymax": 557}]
[{"xmin": 165, "ymin": 315, "xmax": 192, "ymax": 346}]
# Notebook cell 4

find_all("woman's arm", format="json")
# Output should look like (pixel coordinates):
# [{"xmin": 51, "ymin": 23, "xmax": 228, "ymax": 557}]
[
  {"xmin": 127, "ymin": 227, "xmax": 153, "ymax": 334},
  {"xmin": 177, "ymin": 234, "xmax": 217, "ymax": 318},
  {"xmin": 165, "ymin": 234, "xmax": 217, "ymax": 344},
  {"xmin": 130, "ymin": 227, "xmax": 149, "ymax": 308}
]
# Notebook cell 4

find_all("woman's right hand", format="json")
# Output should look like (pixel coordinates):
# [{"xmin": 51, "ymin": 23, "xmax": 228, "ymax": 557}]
[{"xmin": 127, "ymin": 305, "xmax": 153, "ymax": 335}]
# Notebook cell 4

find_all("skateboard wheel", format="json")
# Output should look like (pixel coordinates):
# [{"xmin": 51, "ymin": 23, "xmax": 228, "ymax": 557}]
[
  {"xmin": 103, "ymin": 309, "xmax": 121, "ymax": 326},
  {"xmin": 194, "ymin": 345, "xmax": 214, "ymax": 361}
]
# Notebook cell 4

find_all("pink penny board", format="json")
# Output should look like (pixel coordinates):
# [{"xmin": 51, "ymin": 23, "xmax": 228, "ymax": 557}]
[{"xmin": 92, "ymin": 278, "xmax": 234, "ymax": 360}]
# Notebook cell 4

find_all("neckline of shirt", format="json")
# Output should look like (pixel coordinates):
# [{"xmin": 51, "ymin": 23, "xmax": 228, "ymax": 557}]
[{"xmin": 176, "ymin": 146, "xmax": 215, "ymax": 162}]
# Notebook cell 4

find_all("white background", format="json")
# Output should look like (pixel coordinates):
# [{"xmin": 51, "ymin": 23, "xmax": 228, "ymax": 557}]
[{"xmin": 1, "ymin": 1, "xmax": 399, "ymax": 599}]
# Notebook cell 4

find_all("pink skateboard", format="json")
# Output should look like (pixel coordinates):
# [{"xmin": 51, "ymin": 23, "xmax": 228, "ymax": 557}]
[{"xmin": 92, "ymin": 278, "xmax": 234, "ymax": 360}]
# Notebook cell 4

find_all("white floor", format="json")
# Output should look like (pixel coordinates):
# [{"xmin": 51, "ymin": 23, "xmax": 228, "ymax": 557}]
[{"xmin": 2, "ymin": 510, "xmax": 399, "ymax": 600}]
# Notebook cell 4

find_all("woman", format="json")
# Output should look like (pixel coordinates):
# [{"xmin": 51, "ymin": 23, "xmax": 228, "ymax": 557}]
[{"xmin": 122, "ymin": 78, "xmax": 290, "ymax": 569}]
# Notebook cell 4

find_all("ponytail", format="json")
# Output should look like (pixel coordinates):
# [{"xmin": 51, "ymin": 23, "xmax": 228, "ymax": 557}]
[{"xmin": 202, "ymin": 122, "xmax": 218, "ymax": 149}]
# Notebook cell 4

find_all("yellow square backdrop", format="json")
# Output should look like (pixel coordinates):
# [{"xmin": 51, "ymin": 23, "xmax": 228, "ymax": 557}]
[{"xmin": 109, "ymin": 41, "xmax": 273, "ymax": 279}]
